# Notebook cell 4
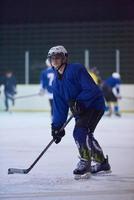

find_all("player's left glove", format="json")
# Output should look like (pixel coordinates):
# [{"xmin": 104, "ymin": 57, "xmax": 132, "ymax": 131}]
[
  {"xmin": 51, "ymin": 125, "xmax": 65, "ymax": 144},
  {"xmin": 13, "ymin": 90, "xmax": 17, "ymax": 95},
  {"xmin": 39, "ymin": 88, "xmax": 45, "ymax": 96},
  {"xmin": 116, "ymin": 94, "xmax": 122, "ymax": 99}
]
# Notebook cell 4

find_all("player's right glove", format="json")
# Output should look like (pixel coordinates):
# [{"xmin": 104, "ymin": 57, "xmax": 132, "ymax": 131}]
[
  {"xmin": 69, "ymin": 100, "xmax": 85, "ymax": 117},
  {"xmin": 51, "ymin": 125, "xmax": 65, "ymax": 144}
]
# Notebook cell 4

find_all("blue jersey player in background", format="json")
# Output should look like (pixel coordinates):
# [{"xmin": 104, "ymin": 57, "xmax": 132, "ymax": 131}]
[
  {"xmin": 39, "ymin": 59, "xmax": 54, "ymax": 117},
  {"xmin": 101, "ymin": 72, "xmax": 121, "ymax": 117},
  {"xmin": 1, "ymin": 70, "xmax": 17, "ymax": 112},
  {"xmin": 47, "ymin": 45, "xmax": 111, "ymax": 179}
]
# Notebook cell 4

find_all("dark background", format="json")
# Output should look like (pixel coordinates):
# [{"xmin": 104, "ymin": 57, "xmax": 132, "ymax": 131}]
[
  {"xmin": 1, "ymin": 0, "xmax": 134, "ymax": 24},
  {"xmin": 0, "ymin": 0, "xmax": 134, "ymax": 83}
]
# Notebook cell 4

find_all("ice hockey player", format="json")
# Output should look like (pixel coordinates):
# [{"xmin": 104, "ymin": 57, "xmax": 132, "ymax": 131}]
[
  {"xmin": 39, "ymin": 59, "xmax": 54, "ymax": 117},
  {"xmin": 2, "ymin": 70, "xmax": 17, "ymax": 112},
  {"xmin": 47, "ymin": 45, "xmax": 111, "ymax": 179},
  {"xmin": 101, "ymin": 72, "xmax": 121, "ymax": 117},
  {"xmin": 0, "ymin": 73, "xmax": 3, "ymax": 92}
]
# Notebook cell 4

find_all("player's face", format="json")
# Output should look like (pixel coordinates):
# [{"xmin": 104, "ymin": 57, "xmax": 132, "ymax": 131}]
[{"xmin": 51, "ymin": 54, "xmax": 64, "ymax": 69}]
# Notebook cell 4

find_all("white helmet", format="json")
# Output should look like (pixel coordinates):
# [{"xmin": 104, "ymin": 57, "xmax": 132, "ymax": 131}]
[
  {"xmin": 112, "ymin": 72, "xmax": 120, "ymax": 79},
  {"xmin": 45, "ymin": 58, "xmax": 51, "ymax": 67},
  {"xmin": 48, "ymin": 45, "xmax": 68, "ymax": 58}
]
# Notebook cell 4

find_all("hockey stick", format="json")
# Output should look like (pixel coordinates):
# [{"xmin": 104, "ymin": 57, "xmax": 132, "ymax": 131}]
[
  {"xmin": 8, "ymin": 114, "xmax": 73, "ymax": 175},
  {"xmin": 123, "ymin": 96, "xmax": 134, "ymax": 100},
  {"xmin": 14, "ymin": 93, "xmax": 40, "ymax": 100}
]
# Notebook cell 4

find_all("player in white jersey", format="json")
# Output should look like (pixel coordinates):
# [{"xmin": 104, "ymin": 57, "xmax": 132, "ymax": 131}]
[{"xmin": 39, "ymin": 59, "xmax": 54, "ymax": 117}]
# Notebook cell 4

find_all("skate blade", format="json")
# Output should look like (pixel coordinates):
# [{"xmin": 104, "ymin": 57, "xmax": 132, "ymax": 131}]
[
  {"xmin": 74, "ymin": 172, "xmax": 91, "ymax": 180},
  {"xmin": 92, "ymin": 170, "xmax": 112, "ymax": 176}
]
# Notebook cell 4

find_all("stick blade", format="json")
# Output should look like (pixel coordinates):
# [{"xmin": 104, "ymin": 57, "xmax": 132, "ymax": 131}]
[{"xmin": 8, "ymin": 168, "xmax": 28, "ymax": 174}]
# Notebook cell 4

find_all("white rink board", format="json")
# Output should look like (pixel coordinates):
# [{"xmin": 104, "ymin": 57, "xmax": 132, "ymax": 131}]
[{"xmin": 0, "ymin": 84, "xmax": 134, "ymax": 112}]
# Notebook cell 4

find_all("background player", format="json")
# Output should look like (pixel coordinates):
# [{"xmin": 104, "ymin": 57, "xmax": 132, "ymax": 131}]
[
  {"xmin": 1, "ymin": 70, "xmax": 17, "ymax": 112},
  {"xmin": 89, "ymin": 67, "xmax": 102, "ymax": 85},
  {"xmin": 101, "ymin": 72, "xmax": 121, "ymax": 117},
  {"xmin": 39, "ymin": 59, "xmax": 54, "ymax": 117}
]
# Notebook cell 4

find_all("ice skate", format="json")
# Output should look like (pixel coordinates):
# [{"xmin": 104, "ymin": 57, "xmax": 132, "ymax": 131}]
[
  {"xmin": 73, "ymin": 158, "xmax": 91, "ymax": 180},
  {"xmin": 91, "ymin": 155, "xmax": 111, "ymax": 175},
  {"xmin": 115, "ymin": 112, "xmax": 121, "ymax": 117}
]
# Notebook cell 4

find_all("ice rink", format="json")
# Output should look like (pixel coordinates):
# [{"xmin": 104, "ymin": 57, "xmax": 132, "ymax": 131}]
[{"xmin": 0, "ymin": 112, "xmax": 134, "ymax": 200}]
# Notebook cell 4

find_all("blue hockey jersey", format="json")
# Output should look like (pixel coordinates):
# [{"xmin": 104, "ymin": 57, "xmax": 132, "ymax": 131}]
[
  {"xmin": 105, "ymin": 76, "xmax": 121, "ymax": 94},
  {"xmin": 105, "ymin": 76, "xmax": 121, "ymax": 88},
  {"xmin": 52, "ymin": 63, "xmax": 105, "ymax": 127},
  {"xmin": 3, "ymin": 76, "xmax": 16, "ymax": 94},
  {"xmin": 40, "ymin": 67, "xmax": 54, "ymax": 94}
]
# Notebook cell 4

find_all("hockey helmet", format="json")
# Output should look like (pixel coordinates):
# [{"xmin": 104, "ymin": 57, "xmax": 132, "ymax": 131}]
[
  {"xmin": 112, "ymin": 72, "xmax": 120, "ymax": 79},
  {"xmin": 47, "ymin": 46, "xmax": 68, "ymax": 58}
]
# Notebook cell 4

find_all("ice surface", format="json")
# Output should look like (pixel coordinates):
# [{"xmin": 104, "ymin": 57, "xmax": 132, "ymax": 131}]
[{"xmin": 0, "ymin": 112, "xmax": 134, "ymax": 200}]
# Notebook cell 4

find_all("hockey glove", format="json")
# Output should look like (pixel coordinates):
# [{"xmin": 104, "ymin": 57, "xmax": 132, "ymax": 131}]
[
  {"xmin": 69, "ymin": 100, "xmax": 85, "ymax": 117},
  {"xmin": 39, "ymin": 88, "xmax": 45, "ymax": 96},
  {"xmin": 51, "ymin": 125, "xmax": 65, "ymax": 144}
]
